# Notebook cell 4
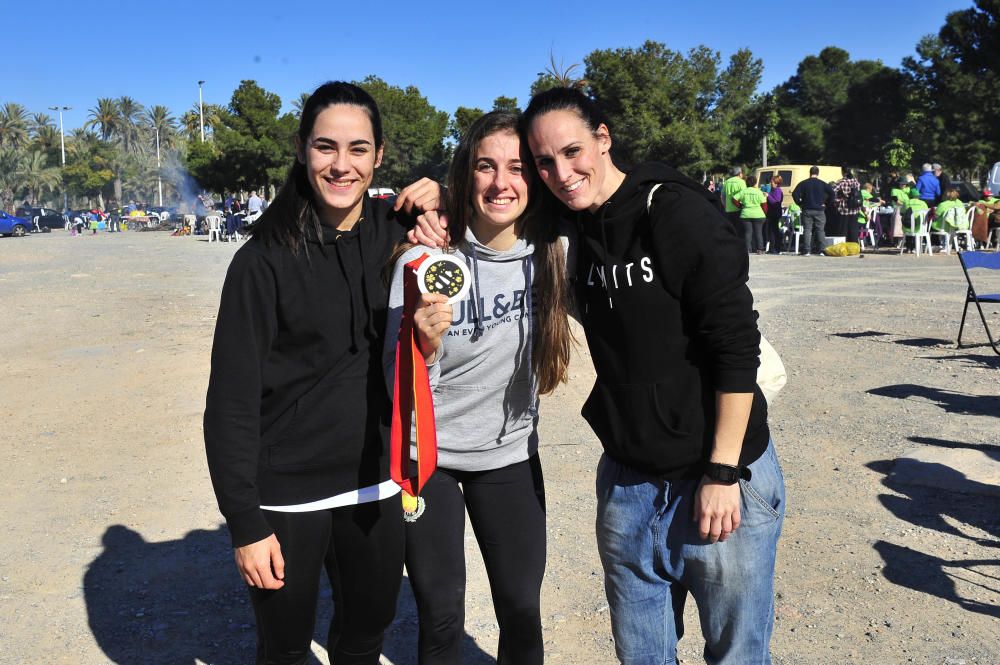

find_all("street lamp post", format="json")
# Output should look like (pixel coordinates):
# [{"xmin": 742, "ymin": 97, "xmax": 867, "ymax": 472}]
[
  {"xmin": 48, "ymin": 105, "xmax": 71, "ymax": 211},
  {"xmin": 155, "ymin": 127, "xmax": 163, "ymax": 206},
  {"xmin": 198, "ymin": 80, "xmax": 206, "ymax": 143}
]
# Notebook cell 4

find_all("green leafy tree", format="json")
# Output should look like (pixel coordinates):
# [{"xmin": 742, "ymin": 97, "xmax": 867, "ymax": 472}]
[
  {"xmin": 584, "ymin": 41, "xmax": 761, "ymax": 175},
  {"xmin": 449, "ymin": 106, "xmax": 485, "ymax": 143},
  {"xmin": 902, "ymin": 1, "xmax": 1000, "ymax": 175},
  {"xmin": 64, "ymin": 130, "xmax": 115, "ymax": 208},
  {"xmin": 491, "ymin": 96, "xmax": 520, "ymax": 114},
  {"xmin": 356, "ymin": 75, "xmax": 448, "ymax": 188},
  {"xmin": 187, "ymin": 80, "xmax": 296, "ymax": 195},
  {"xmin": 773, "ymin": 47, "xmax": 885, "ymax": 163}
]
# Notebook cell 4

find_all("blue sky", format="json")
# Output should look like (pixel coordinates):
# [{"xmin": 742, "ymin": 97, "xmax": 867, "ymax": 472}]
[{"xmin": 4, "ymin": 0, "xmax": 973, "ymax": 130}]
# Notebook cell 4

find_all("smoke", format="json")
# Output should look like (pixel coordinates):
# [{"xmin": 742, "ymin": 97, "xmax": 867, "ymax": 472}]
[{"xmin": 161, "ymin": 155, "xmax": 204, "ymax": 214}]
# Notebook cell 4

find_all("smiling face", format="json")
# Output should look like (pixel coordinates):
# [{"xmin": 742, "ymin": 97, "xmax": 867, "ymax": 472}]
[
  {"xmin": 469, "ymin": 130, "xmax": 530, "ymax": 248},
  {"xmin": 526, "ymin": 109, "xmax": 618, "ymax": 213},
  {"xmin": 296, "ymin": 103, "xmax": 382, "ymax": 229}
]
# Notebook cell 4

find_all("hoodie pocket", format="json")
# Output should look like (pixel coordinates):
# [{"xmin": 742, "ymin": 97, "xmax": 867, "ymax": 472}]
[
  {"xmin": 582, "ymin": 381, "xmax": 703, "ymax": 469},
  {"xmin": 266, "ymin": 373, "xmax": 375, "ymax": 471}
]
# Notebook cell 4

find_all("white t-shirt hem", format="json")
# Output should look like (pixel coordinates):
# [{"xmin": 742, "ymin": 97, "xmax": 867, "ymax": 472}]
[{"xmin": 260, "ymin": 479, "xmax": 401, "ymax": 512}]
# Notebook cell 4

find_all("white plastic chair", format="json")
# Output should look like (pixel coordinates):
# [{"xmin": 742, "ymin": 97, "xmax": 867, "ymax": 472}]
[
  {"xmin": 929, "ymin": 211, "xmax": 952, "ymax": 255},
  {"xmin": 901, "ymin": 209, "xmax": 932, "ymax": 256},
  {"xmin": 947, "ymin": 207, "xmax": 975, "ymax": 253},
  {"xmin": 206, "ymin": 215, "xmax": 222, "ymax": 242}
]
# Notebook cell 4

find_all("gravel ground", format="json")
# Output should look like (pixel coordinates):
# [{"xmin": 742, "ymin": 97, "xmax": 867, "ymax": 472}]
[{"xmin": 0, "ymin": 230, "xmax": 997, "ymax": 665}]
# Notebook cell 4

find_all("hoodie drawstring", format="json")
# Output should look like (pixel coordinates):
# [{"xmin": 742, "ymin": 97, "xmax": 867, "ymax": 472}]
[
  {"xmin": 469, "ymin": 246, "xmax": 485, "ymax": 341},
  {"xmin": 332, "ymin": 239, "xmax": 362, "ymax": 352},
  {"xmin": 524, "ymin": 255, "xmax": 538, "ymax": 418},
  {"xmin": 357, "ymin": 230, "xmax": 377, "ymax": 340}
]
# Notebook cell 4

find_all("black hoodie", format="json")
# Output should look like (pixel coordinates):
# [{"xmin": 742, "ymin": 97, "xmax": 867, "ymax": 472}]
[
  {"xmin": 204, "ymin": 196, "xmax": 409, "ymax": 547},
  {"xmin": 574, "ymin": 162, "xmax": 769, "ymax": 478}
]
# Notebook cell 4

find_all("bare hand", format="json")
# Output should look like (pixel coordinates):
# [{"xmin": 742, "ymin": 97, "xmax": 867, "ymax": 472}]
[
  {"xmin": 234, "ymin": 533, "xmax": 285, "ymax": 589},
  {"xmin": 693, "ymin": 479, "xmax": 741, "ymax": 544},
  {"xmin": 407, "ymin": 210, "xmax": 450, "ymax": 249},
  {"xmin": 413, "ymin": 292, "xmax": 452, "ymax": 362},
  {"xmin": 395, "ymin": 177, "xmax": 443, "ymax": 215}
]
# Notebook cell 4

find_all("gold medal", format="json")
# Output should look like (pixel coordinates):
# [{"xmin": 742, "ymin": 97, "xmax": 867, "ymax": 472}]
[
  {"xmin": 415, "ymin": 254, "xmax": 471, "ymax": 304},
  {"xmin": 401, "ymin": 491, "xmax": 426, "ymax": 522}
]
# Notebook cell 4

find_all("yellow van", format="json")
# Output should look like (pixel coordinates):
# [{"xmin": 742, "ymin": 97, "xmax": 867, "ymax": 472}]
[{"xmin": 752, "ymin": 165, "xmax": 843, "ymax": 208}]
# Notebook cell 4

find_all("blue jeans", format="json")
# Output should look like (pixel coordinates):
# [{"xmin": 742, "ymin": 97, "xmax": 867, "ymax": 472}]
[{"xmin": 596, "ymin": 440, "xmax": 784, "ymax": 665}]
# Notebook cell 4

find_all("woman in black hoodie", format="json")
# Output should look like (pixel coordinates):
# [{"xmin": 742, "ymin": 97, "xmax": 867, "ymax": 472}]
[
  {"xmin": 520, "ymin": 88, "xmax": 785, "ymax": 665},
  {"xmin": 204, "ymin": 82, "xmax": 427, "ymax": 665}
]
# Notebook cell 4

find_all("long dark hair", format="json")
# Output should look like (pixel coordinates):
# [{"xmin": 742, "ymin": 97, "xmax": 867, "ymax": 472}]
[
  {"xmin": 447, "ymin": 111, "xmax": 573, "ymax": 395},
  {"xmin": 249, "ymin": 81, "xmax": 383, "ymax": 252},
  {"xmin": 519, "ymin": 87, "xmax": 616, "ymax": 209},
  {"xmin": 520, "ymin": 86, "xmax": 609, "ymax": 138}
]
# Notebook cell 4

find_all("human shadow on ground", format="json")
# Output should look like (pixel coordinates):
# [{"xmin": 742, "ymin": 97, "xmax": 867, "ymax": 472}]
[
  {"xmin": 867, "ymin": 383, "xmax": 1000, "ymax": 417},
  {"xmin": 85, "ymin": 525, "xmax": 493, "ymax": 665},
  {"xmin": 892, "ymin": 336, "xmax": 954, "ymax": 348},
  {"xmin": 907, "ymin": 435, "xmax": 1000, "ymax": 460},
  {"xmin": 914, "ymin": 352, "xmax": 1000, "ymax": 370},
  {"xmin": 868, "ymin": 453, "xmax": 1000, "ymax": 619},
  {"xmin": 831, "ymin": 331, "xmax": 890, "ymax": 339}
]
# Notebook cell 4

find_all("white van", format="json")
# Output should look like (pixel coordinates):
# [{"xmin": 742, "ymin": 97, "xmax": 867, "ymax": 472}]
[
  {"xmin": 752, "ymin": 165, "xmax": 843, "ymax": 208},
  {"xmin": 987, "ymin": 162, "xmax": 1000, "ymax": 195}
]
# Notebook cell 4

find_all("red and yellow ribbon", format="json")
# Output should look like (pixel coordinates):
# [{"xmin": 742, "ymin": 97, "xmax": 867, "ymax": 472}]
[{"xmin": 390, "ymin": 253, "xmax": 438, "ymax": 519}]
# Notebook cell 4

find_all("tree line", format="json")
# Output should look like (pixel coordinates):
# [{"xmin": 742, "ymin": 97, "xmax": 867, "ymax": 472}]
[{"xmin": 2, "ymin": 1, "xmax": 997, "ymax": 212}]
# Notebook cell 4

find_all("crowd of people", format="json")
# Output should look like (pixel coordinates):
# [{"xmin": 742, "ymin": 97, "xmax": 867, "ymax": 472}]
[
  {"xmin": 715, "ymin": 162, "xmax": 1000, "ymax": 255},
  {"xmin": 203, "ymin": 81, "xmax": 782, "ymax": 665}
]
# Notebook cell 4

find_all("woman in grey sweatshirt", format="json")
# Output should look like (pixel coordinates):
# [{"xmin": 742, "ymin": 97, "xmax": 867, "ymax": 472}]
[{"xmin": 384, "ymin": 111, "xmax": 573, "ymax": 665}]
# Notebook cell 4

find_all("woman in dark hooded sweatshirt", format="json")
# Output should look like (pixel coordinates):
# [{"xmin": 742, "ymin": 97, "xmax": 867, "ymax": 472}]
[
  {"xmin": 520, "ymin": 88, "xmax": 785, "ymax": 665},
  {"xmin": 204, "ymin": 81, "xmax": 430, "ymax": 665}
]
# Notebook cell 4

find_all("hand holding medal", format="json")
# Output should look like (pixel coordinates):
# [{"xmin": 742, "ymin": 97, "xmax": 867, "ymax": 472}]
[{"xmin": 391, "ymin": 253, "xmax": 471, "ymax": 523}]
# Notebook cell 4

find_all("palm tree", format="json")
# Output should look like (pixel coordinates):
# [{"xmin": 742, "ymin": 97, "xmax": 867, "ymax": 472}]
[
  {"xmin": 116, "ymin": 96, "xmax": 146, "ymax": 158},
  {"xmin": 0, "ymin": 147, "xmax": 25, "ymax": 211},
  {"xmin": 29, "ymin": 113, "xmax": 56, "ymax": 137},
  {"xmin": 0, "ymin": 103, "xmax": 30, "ymax": 150},
  {"xmin": 68, "ymin": 128, "xmax": 102, "ymax": 157},
  {"xmin": 18, "ymin": 150, "xmax": 61, "ymax": 205},
  {"xmin": 32, "ymin": 125, "xmax": 62, "ymax": 155},
  {"xmin": 86, "ymin": 98, "xmax": 119, "ymax": 142},
  {"xmin": 292, "ymin": 92, "xmax": 310, "ymax": 117},
  {"xmin": 143, "ymin": 105, "xmax": 179, "ymax": 152}
]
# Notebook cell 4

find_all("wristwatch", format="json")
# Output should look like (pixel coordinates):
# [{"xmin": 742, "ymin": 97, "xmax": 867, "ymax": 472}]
[{"xmin": 704, "ymin": 462, "xmax": 752, "ymax": 485}]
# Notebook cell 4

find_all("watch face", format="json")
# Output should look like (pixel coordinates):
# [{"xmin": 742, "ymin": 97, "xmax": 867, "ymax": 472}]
[{"xmin": 415, "ymin": 254, "xmax": 471, "ymax": 304}]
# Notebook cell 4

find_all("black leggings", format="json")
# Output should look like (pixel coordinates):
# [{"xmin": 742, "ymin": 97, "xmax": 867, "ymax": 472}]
[
  {"xmin": 250, "ymin": 498, "xmax": 404, "ymax": 665},
  {"xmin": 405, "ymin": 455, "xmax": 546, "ymax": 665}
]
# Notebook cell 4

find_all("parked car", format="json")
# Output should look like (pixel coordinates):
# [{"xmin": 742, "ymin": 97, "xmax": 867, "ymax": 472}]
[
  {"xmin": 146, "ymin": 206, "xmax": 177, "ymax": 222},
  {"xmin": 948, "ymin": 180, "xmax": 981, "ymax": 203},
  {"xmin": 0, "ymin": 211, "xmax": 31, "ymax": 237},
  {"xmin": 367, "ymin": 187, "xmax": 395, "ymax": 199},
  {"xmin": 14, "ymin": 206, "xmax": 66, "ymax": 231}
]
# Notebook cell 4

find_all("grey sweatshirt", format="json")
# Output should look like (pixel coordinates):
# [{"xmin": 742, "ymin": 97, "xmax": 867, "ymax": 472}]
[{"xmin": 384, "ymin": 228, "xmax": 541, "ymax": 472}]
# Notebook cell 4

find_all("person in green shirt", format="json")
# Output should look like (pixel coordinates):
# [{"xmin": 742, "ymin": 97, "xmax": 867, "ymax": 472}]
[
  {"xmin": 722, "ymin": 166, "xmax": 747, "ymax": 233},
  {"xmin": 733, "ymin": 174, "xmax": 767, "ymax": 254},
  {"xmin": 933, "ymin": 188, "xmax": 967, "ymax": 232}
]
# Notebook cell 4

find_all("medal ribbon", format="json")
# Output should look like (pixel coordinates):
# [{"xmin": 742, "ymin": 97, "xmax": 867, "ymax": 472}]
[{"xmin": 390, "ymin": 253, "xmax": 438, "ymax": 503}]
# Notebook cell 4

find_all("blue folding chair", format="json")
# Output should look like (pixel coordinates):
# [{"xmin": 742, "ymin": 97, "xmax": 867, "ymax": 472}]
[{"xmin": 957, "ymin": 251, "xmax": 1000, "ymax": 355}]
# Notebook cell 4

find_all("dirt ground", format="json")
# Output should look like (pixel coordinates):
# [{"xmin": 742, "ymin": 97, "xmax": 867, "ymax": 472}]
[{"xmin": 1, "ymin": 229, "xmax": 998, "ymax": 665}]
